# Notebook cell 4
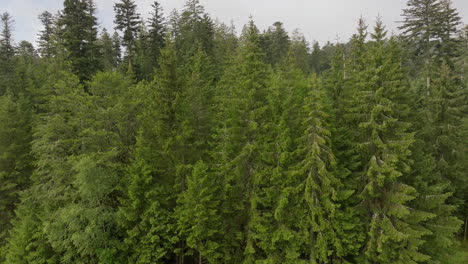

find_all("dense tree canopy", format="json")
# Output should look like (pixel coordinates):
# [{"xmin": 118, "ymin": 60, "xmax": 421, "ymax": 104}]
[{"xmin": 0, "ymin": 0, "xmax": 467, "ymax": 263}]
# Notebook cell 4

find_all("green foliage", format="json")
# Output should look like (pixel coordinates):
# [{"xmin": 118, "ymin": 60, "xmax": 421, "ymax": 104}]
[
  {"xmin": 58, "ymin": 0, "xmax": 101, "ymax": 84},
  {"xmin": 293, "ymin": 77, "xmax": 340, "ymax": 263},
  {"xmin": 0, "ymin": 94, "xmax": 33, "ymax": 261},
  {"xmin": 37, "ymin": 11, "xmax": 56, "ymax": 58},
  {"xmin": 114, "ymin": 0, "xmax": 140, "ymax": 54},
  {"xmin": 177, "ymin": 161, "xmax": 223, "ymax": 263},
  {"xmin": 1, "ymin": 1, "xmax": 467, "ymax": 264}
]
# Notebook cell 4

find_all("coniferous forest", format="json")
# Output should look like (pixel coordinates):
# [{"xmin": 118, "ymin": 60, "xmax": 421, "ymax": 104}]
[{"xmin": 0, "ymin": 0, "xmax": 467, "ymax": 263}]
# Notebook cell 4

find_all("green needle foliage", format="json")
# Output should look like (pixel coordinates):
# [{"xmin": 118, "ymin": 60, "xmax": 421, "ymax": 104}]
[{"xmin": 1, "ymin": 1, "xmax": 467, "ymax": 263}]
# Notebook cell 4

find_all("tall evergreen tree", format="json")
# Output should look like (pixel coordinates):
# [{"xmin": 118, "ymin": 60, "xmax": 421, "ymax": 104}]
[
  {"xmin": 261, "ymin": 21, "xmax": 290, "ymax": 66},
  {"xmin": 176, "ymin": 161, "xmax": 223, "ymax": 264},
  {"xmin": 99, "ymin": 28, "xmax": 118, "ymax": 71},
  {"xmin": 147, "ymin": 1, "xmax": 166, "ymax": 69},
  {"xmin": 0, "ymin": 94, "xmax": 33, "ymax": 262},
  {"xmin": 3, "ymin": 69, "xmax": 83, "ymax": 264},
  {"xmin": 114, "ymin": 0, "xmax": 140, "ymax": 58},
  {"xmin": 176, "ymin": 0, "xmax": 215, "ymax": 63},
  {"xmin": 438, "ymin": 0, "xmax": 462, "ymax": 67},
  {"xmin": 288, "ymin": 30, "xmax": 310, "ymax": 74},
  {"xmin": 119, "ymin": 38, "xmax": 180, "ymax": 264},
  {"xmin": 425, "ymin": 63, "xmax": 467, "ymax": 212},
  {"xmin": 293, "ymin": 77, "xmax": 341, "ymax": 263},
  {"xmin": 37, "ymin": 11, "xmax": 56, "ymax": 58},
  {"xmin": 58, "ymin": 0, "xmax": 101, "ymax": 84},
  {"xmin": 353, "ymin": 20, "xmax": 432, "ymax": 263},
  {"xmin": 0, "ymin": 12, "xmax": 15, "ymax": 96},
  {"xmin": 211, "ymin": 19, "xmax": 273, "ymax": 264}
]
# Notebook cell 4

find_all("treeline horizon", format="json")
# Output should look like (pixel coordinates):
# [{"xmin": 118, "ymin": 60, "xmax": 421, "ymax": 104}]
[{"xmin": 0, "ymin": 0, "xmax": 467, "ymax": 263}]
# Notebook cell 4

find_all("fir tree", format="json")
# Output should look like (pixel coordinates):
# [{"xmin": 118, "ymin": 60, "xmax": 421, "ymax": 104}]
[
  {"xmin": 0, "ymin": 94, "xmax": 33, "ymax": 261},
  {"xmin": 37, "ymin": 11, "xmax": 56, "ymax": 58},
  {"xmin": 147, "ymin": 1, "xmax": 166, "ymax": 70},
  {"xmin": 293, "ymin": 77, "xmax": 340, "ymax": 263},
  {"xmin": 176, "ymin": 161, "xmax": 223, "ymax": 264},
  {"xmin": 99, "ymin": 28, "xmax": 118, "ymax": 71},
  {"xmin": 58, "ymin": 0, "xmax": 101, "ymax": 84},
  {"xmin": 119, "ymin": 39, "xmax": 180, "ymax": 264},
  {"xmin": 355, "ymin": 20, "xmax": 432, "ymax": 263},
  {"xmin": 176, "ymin": 0, "xmax": 215, "ymax": 63},
  {"xmin": 212, "ymin": 19, "xmax": 273, "ymax": 264},
  {"xmin": 114, "ymin": 0, "xmax": 140, "ymax": 57},
  {"xmin": 261, "ymin": 21, "xmax": 290, "ymax": 66},
  {"xmin": 438, "ymin": 0, "xmax": 462, "ymax": 67},
  {"xmin": 0, "ymin": 12, "xmax": 15, "ymax": 96},
  {"xmin": 425, "ymin": 63, "xmax": 467, "ymax": 212},
  {"xmin": 288, "ymin": 30, "xmax": 310, "ymax": 74}
]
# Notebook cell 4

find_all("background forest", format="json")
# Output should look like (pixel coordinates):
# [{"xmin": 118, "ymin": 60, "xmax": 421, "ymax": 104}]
[{"xmin": 0, "ymin": 0, "xmax": 467, "ymax": 263}]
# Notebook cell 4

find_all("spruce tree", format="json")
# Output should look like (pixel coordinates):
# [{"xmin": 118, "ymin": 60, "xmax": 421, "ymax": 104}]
[
  {"xmin": 176, "ymin": 161, "xmax": 223, "ymax": 264},
  {"xmin": 355, "ymin": 20, "xmax": 432, "ymax": 263},
  {"xmin": 263, "ymin": 58, "xmax": 308, "ymax": 263},
  {"xmin": 211, "ymin": 19, "xmax": 273, "ymax": 264},
  {"xmin": 261, "ymin": 21, "xmax": 290, "ymax": 66},
  {"xmin": 323, "ymin": 43, "xmax": 366, "ymax": 262},
  {"xmin": 0, "ymin": 12, "xmax": 15, "ymax": 96},
  {"xmin": 438, "ymin": 0, "xmax": 462, "ymax": 67},
  {"xmin": 4, "ymin": 69, "xmax": 84, "ymax": 263},
  {"xmin": 0, "ymin": 94, "xmax": 33, "ymax": 261},
  {"xmin": 147, "ymin": 1, "xmax": 166, "ymax": 69},
  {"xmin": 99, "ymin": 28, "xmax": 118, "ymax": 71},
  {"xmin": 288, "ymin": 30, "xmax": 310, "ymax": 74},
  {"xmin": 119, "ymin": 39, "xmax": 180, "ymax": 264},
  {"xmin": 58, "ymin": 0, "xmax": 101, "ymax": 84},
  {"xmin": 176, "ymin": 0, "xmax": 215, "ymax": 63},
  {"xmin": 37, "ymin": 11, "xmax": 56, "ymax": 58},
  {"xmin": 112, "ymin": 31, "xmax": 122, "ymax": 66},
  {"xmin": 293, "ymin": 77, "xmax": 340, "ymax": 263},
  {"xmin": 114, "ymin": 0, "xmax": 140, "ymax": 57},
  {"xmin": 425, "ymin": 63, "xmax": 467, "ymax": 212}
]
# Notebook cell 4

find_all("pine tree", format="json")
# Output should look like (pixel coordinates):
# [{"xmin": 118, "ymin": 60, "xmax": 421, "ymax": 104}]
[
  {"xmin": 37, "ymin": 11, "xmax": 56, "ymax": 58},
  {"xmin": 438, "ymin": 0, "xmax": 462, "ymax": 67},
  {"xmin": 4, "ymin": 197, "xmax": 58, "ymax": 264},
  {"xmin": 323, "ymin": 43, "xmax": 366, "ymax": 262},
  {"xmin": 0, "ymin": 12, "xmax": 14, "ymax": 60},
  {"xmin": 288, "ymin": 30, "xmax": 310, "ymax": 74},
  {"xmin": 58, "ymin": 0, "xmax": 101, "ymax": 84},
  {"xmin": 0, "ymin": 12, "xmax": 15, "ymax": 96},
  {"xmin": 398, "ymin": 0, "xmax": 462, "ymax": 89},
  {"xmin": 3, "ymin": 69, "xmax": 83, "ymax": 263},
  {"xmin": 309, "ymin": 42, "xmax": 324, "ymax": 74},
  {"xmin": 212, "ymin": 21, "xmax": 238, "ymax": 78},
  {"xmin": 292, "ymin": 77, "xmax": 341, "ymax": 263},
  {"xmin": 425, "ymin": 63, "xmax": 467, "ymax": 213},
  {"xmin": 355, "ymin": 20, "xmax": 432, "ymax": 263},
  {"xmin": 134, "ymin": 21, "xmax": 151, "ymax": 80},
  {"xmin": 114, "ymin": 0, "xmax": 140, "ymax": 57},
  {"xmin": 176, "ymin": 161, "xmax": 223, "ymax": 264},
  {"xmin": 261, "ymin": 21, "xmax": 290, "ymax": 66},
  {"xmin": 119, "ymin": 39, "xmax": 180, "ymax": 264},
  {"xmin": 406, "ymin": 139, "xmax": 465, "ymax": 264},
  {"xmin": 211, "ymin": 19, "xmax": 273, "ymax": 264},
  {"xmin": 176, "ymin": 0, "xmax": 215, "ymax": 63},
  {"xmin": 99, "ymin": 28, "xmax": 118, "ymax": 71},
  {"xmin": 112, "ymin": 31, "xmax": 122, "ymax": 66},
  {"xmin": 147, "ymin": 1, "xmax": 166, "ymax": 69},
  {"xmin": 260, "ymin": 57, "xmax": 308, "ymax": 263},
  {"xmin": 0, "ymin": 94, "xmax": 33, "ymax": 261}
]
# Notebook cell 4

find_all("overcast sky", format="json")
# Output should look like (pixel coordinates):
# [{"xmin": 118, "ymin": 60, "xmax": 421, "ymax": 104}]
[{"xmin": 2, "ymin": 0, "xmax": 468, "ymax": 46}]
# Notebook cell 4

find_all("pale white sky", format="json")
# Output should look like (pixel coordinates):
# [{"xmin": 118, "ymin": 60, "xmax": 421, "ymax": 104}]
[{"xmin": 2, "ymin": 0, "xmax": 468, "ymax": 46}]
